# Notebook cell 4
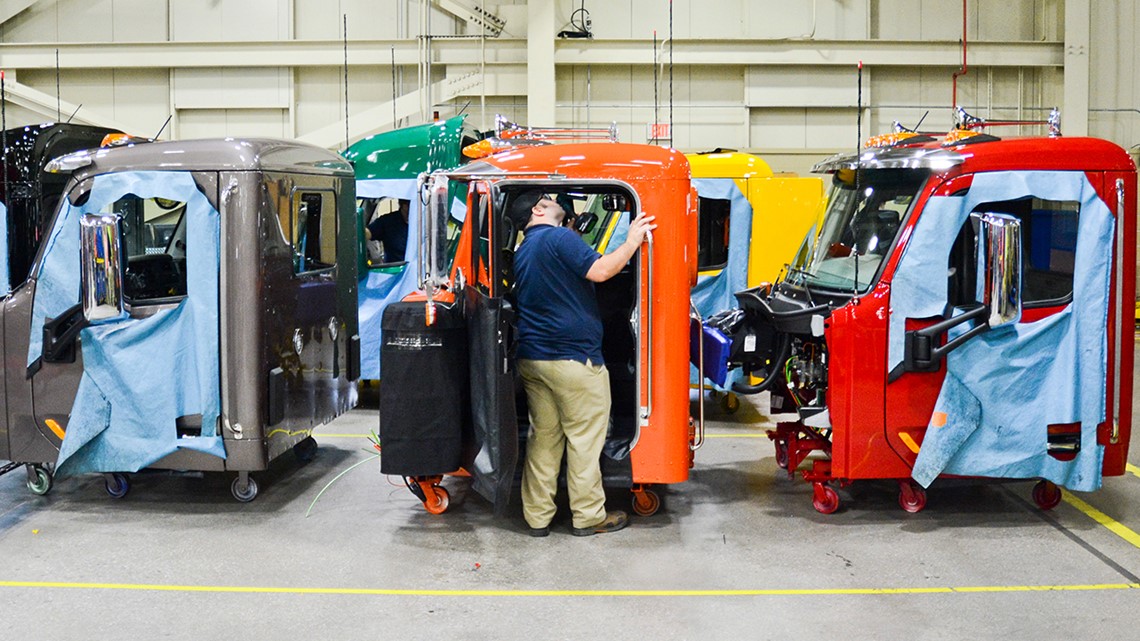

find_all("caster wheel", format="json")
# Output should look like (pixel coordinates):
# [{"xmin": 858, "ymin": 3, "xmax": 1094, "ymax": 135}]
[
  {"xmin": 774, "ymin": 441, "xmax": 789, "ymax": 470},
  {"xmin": 898, "ymin": 480, "xmax": 927, "ymax": 513},
  {"xmin": 812, "ymin": 483, "xmax": 840, "ymax": 515},
  {"xmin": 293, "ymin": 436, "xmax": 318, "ymax": 463},
  {"xmin": 423, "ymin": 485, "xmax": 450, "ymax": 515},
  {"xmin": 720, "ymin": 393, "xmax": 740, "ymax": 414},
  {"xmin": 27, "ymin": 466, "xmax": 53, "ymax": 496},
  {"xmin": 631, "ymin": 488, "xmax": 661, "ymax": 517},
  {"xmin": 1032, "ymin": 479, "xmax": 1062, "ymax": 510},
  {"xmin": 105, "ymin": 473, "xmax": 130, "ymax": 499},
  {"xmin": 231, "ymin": 476, "xmax": 259, "ymax": 503}
]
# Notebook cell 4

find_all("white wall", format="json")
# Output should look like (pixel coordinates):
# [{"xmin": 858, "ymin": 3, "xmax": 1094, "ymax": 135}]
[{"xmin": 0, "ymin": 0, "xmax": 1133, "ymax": 162}]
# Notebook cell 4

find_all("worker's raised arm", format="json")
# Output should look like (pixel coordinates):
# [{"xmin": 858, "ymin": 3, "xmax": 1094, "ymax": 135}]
[{"xmin": 586, "ymin": 212, "xmax": 657, "ymax": 282}]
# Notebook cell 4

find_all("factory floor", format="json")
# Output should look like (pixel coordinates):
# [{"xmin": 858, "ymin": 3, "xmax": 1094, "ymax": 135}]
[{"xmin": 2, "ymin": 368, "xmax": 1139, "ymax": 639}]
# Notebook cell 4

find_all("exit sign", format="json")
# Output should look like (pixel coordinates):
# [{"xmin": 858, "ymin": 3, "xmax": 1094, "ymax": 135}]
[{"xmin": 647, "ymin": 122, "xmax": 671, "ymax": 141}]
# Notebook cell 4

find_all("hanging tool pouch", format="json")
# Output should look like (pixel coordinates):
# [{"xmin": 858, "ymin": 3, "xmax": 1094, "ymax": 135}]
[{"xmin": 379, "ymin": 301, "xmax": 470, "ymax": 475}]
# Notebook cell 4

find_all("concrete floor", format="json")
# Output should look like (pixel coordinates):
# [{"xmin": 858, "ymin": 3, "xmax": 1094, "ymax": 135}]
[{"xmin": 2, "ymin": 363, "xmax": 1140, "ymax": 639}]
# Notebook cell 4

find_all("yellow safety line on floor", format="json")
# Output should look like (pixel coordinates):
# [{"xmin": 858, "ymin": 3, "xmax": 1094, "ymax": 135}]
[
  {"xmin": 1126, "ymin": 463, "xmax": 1140, "ymax": 479},
  {"xmin": 1063, "ymin": 491, "xmax": 1140, "ymax": 550},
  {"xmin": 316, "ymin": 432, "xmax": 771, "ymax": 440},
  {"xmin": 0, "ymin": 581, "xmax": 1135, "ymax": 597}
]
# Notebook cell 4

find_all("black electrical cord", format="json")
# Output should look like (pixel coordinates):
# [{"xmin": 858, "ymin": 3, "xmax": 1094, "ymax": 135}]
[{"xmin": 559, "ymin": 1, "xmax": 592, "ymax": 38}]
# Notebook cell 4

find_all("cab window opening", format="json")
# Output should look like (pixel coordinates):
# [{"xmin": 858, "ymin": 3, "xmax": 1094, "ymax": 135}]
[
  {"xmin": 361, "ymin": 197, "xmax": 410, "ymax": 267},
  {"xmin": 292, "ymin": 190, "xmax": 337, "ymax": 274},
  {"xmin": 697, "ymin": 196, "xmax": 731, "ymax": 271},
  {"xmin": 110, "ymin": 194, "xmax": 189, "ymax": 304},
  {"xmin": 948, "ymin": 196, "xmax": 1079, "ymax": 309}
]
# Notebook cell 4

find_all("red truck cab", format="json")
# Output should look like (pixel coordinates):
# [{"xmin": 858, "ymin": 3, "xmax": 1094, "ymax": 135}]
[{"xmin": 719, "ymin": 121, "xmax": 1135, "ymax": 514}]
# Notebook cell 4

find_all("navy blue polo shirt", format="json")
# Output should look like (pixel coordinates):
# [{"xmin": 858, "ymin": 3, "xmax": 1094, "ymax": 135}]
[{"xmin": 514, "ymin": 224, "xmax": 604, "ymax": 364}]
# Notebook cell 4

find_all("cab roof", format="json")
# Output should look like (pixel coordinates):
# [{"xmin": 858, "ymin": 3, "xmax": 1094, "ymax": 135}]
[
  {"xmin": 687, "ymin": 150, "xmax": 773, "ymax": 179},
  {"xmin": 813, "ymin": 135, "xmax": 1135, "ymax": 175},
  {"xmin": 343, "ymin": 115, "xmax": 469, "ymax": 180},
  {"xmin": 474, "ymin": 141, "xmax": 690, "ymax": 182},
  {"xmin": 71, "ymin": 137, "xmax": 353, "ymax": 181}
]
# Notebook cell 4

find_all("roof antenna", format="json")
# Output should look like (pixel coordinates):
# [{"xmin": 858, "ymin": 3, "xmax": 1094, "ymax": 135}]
[
  {"xmin": 914, "ymin": 110, "xmax": 929, "ymax": 131},
  {"xmin": 668, "ymin": 0, "xmax": 673, "ymax": 147},
  {"xmin": 391, "ymin": 45, "xmax": 398, "ymax": 129},
  {"xmin": 64, "ymin": 103, "xmax": 82, "ymax": 123},
  {"xmin": 2, "ymin": 71, "xmax": 8, "ymax": 211},
  {"xmin": 853, "ymin": 60, "xmax": 863, "ymax": 296},
  {"xmin": 153, "ymin": 114, "xmax": 172, "ymax": 140},
  {"xmin": 343, "ymin": 13, "xmax": 350, "ymax": 151},
  {"xmin": 54, "ymin": 48, "xmax": 61, "ymax": 121},
  {"xmin": 652, "ymin": 30, "xmax": 658, "ymax": 143},
  {"xmin": 951, "ymin": 0, "xmax": 967, "ymax": 111}
]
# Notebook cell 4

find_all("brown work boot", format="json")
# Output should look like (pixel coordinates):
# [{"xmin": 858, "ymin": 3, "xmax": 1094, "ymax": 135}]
[{"xmin": 570, "ymin": 510, "xmax": 630, "ymax": 536}]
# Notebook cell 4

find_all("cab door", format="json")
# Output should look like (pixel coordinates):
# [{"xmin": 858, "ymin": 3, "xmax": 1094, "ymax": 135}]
[{"xmin": 463, "ymin": 181, "xmax": 517, "ymax": 515}]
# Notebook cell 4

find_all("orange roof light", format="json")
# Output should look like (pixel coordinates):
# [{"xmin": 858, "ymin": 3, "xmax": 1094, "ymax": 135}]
[
  {"xmin": 862, "ymin": 131, "xmax": 919, "ymax": 149},
  {"xmin": 942, "ymin": 129, "xmax": 982, "ymax": 146},
  {"xmin": 100, "ymin": 133, "xmax": 132, "ymax": 147}
]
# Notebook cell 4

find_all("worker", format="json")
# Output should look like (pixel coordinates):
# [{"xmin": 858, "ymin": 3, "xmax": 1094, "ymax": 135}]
[
  {"xmin": 365, "ymin": 198, "xmax": 409, "ymax": 263},
  {"xmin": 510, "ymin": 189, "xmax": 656, "ymax": 537}
]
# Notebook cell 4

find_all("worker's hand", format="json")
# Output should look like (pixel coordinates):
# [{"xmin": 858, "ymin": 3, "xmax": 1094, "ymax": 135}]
[{"xmin": 624, "ymin": 212, "xmax": 657, "ymax": 248}]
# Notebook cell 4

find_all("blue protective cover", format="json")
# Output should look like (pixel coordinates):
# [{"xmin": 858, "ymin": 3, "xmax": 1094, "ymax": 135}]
[
  {"xmin": 357, "ymin": 178, "xmax": 422, "ymax": 380},
  {"xmin": 0, "ymin": 200, "xmax": 9, "ymax": 296},
  {"xmin": 30, "ymin": 171, "xmax": 225, "ymax": 476},
  {"xmin": 689, "ymin": 178, "xmax": 753, "ymax": 390},
  {"xmin": 889, "ymin": 172, "xmax": 1113, "ymax": 491},
  {"xmin": 357, "ymin": 178, "xmax": 468, "ymax": 379}
]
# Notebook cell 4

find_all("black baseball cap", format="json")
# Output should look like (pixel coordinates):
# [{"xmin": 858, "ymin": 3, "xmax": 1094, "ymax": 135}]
[{"xmin": 509, "ymin": 189, "xmax": 546, "ymax": 227}]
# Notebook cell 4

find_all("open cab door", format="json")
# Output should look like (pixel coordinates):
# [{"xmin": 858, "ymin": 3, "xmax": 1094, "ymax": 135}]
[{"xmin": 456, "ymin": 179, "xmax": 518, "ymax": 515}]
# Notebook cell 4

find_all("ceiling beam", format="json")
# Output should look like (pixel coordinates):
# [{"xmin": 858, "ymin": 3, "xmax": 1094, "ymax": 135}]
[
  {"xmin": 1, "ymin": 78, "xmax": 136, "ymax": 132},
  {"xmin": 296, "ymin": 72, "xmax": 484, "ymax": 150},
  {"xmin": 0, "ymin": 38, "xmax": 1062, "ymax": 70},
  {"xmin": 0, "ymin": 0, "xmax": 40, "ymax": 27}
]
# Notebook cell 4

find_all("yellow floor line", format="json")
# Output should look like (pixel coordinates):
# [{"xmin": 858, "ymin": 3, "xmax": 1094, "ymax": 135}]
[
  {"xmin": 1063, "ymin": 491, "xmax": 1140, "ymax": 550},
  {"xmin": 0, "ymin": 581, "xmax": 1135, "ymax": 597},
  {"xmin": 1126, "ymin": 464, "xmax": 1140, "ymax": 479},
  {"xmin": 317, "ymin": 432, "xmax": 771, "ymax": 440}
]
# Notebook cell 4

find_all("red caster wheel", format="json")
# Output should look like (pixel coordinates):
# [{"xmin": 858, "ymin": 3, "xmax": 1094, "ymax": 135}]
[
  {"xmin": 812, "ymin": 482, "xmax": 840, "ymax": 514},
  {"xmin": 632, "ymin": 488, "xmax": 661, "ymax": 516},
  {"xmin": 1032, "ymin": 479, "xmax": 1062, "ymax": 510},
  {"xmin": 774, "ymin": 441, "xmax": 789, "ymax": 470},
  {"xmin": 898, "ymin": 479, "xmax": 927, "ymax": 513},
  {"xmin": 423, "ymin": 485, "xmax": 450, "ymax": 515}
]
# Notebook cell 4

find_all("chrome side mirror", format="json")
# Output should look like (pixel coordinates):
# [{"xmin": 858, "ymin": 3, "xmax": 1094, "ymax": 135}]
[
  {"xmin": 420, "ymin": 173, "xmax": 450, "ymax": 291},
  {"xmin": 971, "ymin": 212, "xmax": 1022, "ymax": 329},
  {"xmin": 80, "ymin": 213, "xmax": 127, "ymax": 324}
]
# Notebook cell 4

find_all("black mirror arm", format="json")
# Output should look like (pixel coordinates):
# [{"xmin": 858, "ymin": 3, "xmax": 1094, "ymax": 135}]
[
  {"xmin": 903, "ymin": 305, "xmax": 988, "ymax": 373},
  {"xmin": 42, "ymin": 303, "xmax": 90, "ymax": 364}
]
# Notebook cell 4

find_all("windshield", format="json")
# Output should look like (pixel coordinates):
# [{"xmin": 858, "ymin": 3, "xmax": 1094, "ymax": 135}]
[{"xmin": 787, "ymin": 168, "xmax": 928, "ymax": 292}]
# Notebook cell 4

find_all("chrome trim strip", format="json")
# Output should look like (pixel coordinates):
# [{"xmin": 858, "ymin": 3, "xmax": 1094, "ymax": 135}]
[
  {"xmin": 1113, "ymin": 178, "xmax": 1124, "ymax": 443},
  {"xmin": 811, "ymin": 147, "xmax": 966, "ymax": 174}
]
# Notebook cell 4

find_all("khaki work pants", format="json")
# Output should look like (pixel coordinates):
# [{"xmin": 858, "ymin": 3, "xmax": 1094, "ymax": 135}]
[{"xmin": 518, "ymin": 358, "xmax": 611, "ymax": 530}]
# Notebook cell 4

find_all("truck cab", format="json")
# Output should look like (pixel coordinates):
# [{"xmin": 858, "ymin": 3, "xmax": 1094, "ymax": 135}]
[
  {"xmin": 379, "ymin": 141, "xmax": 698, "ymax": 517},
  {"xmin": 719, "ymin": 119, "xmax": 1135, "ymax": 513},
  {"xmin": 1, "ymin": 138, "xmax": 359, "ymax": 501}
]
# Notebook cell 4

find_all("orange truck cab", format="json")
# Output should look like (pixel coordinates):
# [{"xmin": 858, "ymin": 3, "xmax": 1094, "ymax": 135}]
[{"xmin": 377, "ymin": 141, "xmax": 698, "ymax": 517}]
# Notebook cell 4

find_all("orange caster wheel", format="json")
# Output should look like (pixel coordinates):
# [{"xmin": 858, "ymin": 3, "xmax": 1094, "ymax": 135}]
[
  {"xmin": 423, "ymin": 485, "xmax": 450, "ymax": 515},
  {"xmin": 812, "ymin": 482, "xmax": 839, "ymax": 514},
  {"xmin": 632, "ymin": 488, "xmax": 661, "ymax": 516},
  {"xmin": 1032, "ymin": 479, "xmax": 1062, "ymax": 510},
  {"xmin": 898, "ymin": 479, "xmax": 927, "ymax": 513}
]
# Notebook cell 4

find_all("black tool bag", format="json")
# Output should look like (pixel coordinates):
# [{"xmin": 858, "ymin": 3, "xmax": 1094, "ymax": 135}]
[{"xmin": 379, "ymin": 301, "xmax": 469, "ymax": 475}]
